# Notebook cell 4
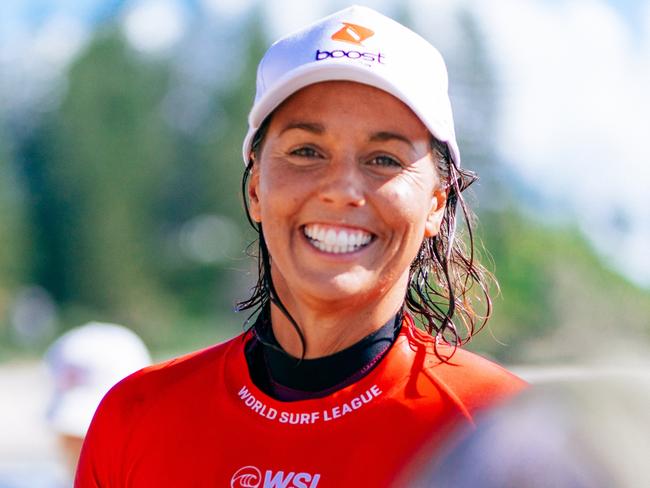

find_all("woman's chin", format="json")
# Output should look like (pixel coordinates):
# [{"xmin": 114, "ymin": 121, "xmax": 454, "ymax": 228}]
[{"xmin": 291, "ymin": 270, "xmax": 391, "ymax": 309}]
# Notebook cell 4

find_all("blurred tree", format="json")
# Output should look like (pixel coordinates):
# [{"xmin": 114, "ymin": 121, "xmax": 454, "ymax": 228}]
[
  {"xmin": 0, "ymin": 129, "xmax": 29, "ymax": 327},
  {"xmin": 18, "ymin": 28, "xmax": 175, "ymax": 333},
  {"xmin": 201, "ymin": 14, "xmax": 267, "ymax": 225},
  {"xmin": 448, "ymin": 8, "xmax": 500, "ymax": 180},
  {"xmin": 188, "ymin": 13, "xmax": 269, "ymax": 312},
  {"xmin": 473, "ymin": 209, "xmax": 558, "ymax": 358},
  {"xmin": 18, "ymin": 117, "xmax": 72, "ymax": 304},
  {"xmin": 476, "ymin": 209, "xmax": 650, "ymax": 362}
]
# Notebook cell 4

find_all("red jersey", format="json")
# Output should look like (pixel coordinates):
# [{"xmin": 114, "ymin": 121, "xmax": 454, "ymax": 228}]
[{"xmin": 75, "ymin": 319, "xmax": 526, "ymax": 487}]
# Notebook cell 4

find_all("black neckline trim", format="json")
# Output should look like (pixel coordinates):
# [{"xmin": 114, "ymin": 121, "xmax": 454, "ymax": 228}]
[{"xmin": 245, "ymin": 308, "xmax": 402, "ymax": 401}]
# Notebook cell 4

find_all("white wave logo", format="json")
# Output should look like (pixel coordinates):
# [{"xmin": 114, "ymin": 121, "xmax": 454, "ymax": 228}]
[
  {"xmin": 231, "ymin": 466, "xmax": 321, "ymax": 488},
  {"xmin": 231, "ymin": 466, "xmax": 262, "ymax": 488}
]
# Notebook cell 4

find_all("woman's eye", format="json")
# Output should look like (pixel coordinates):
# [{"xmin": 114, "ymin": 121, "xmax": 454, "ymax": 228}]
[
  {"xmin": 369, "ymin": 155, "xmax": 402, "ymax": 168},
  {"xmin": 290, "ymin": 146, "xmax": 320, "ymax": 158}
]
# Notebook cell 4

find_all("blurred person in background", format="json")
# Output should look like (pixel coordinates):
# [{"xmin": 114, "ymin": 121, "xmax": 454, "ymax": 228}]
[
  {"xmin": 75, "ymin": 6, "xmax": 527, "ymax": 487},
  {"xmin": 405, "ymin": 377, "xmax": 650, "ymax": 487},
  {"xmin": 45, "ymin": 322, "xmax": 151, "ymax": 481}
]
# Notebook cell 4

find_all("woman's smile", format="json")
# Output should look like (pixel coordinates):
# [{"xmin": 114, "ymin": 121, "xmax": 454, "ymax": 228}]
[{"xmin": 302, "ymin": 223, "xmax": 375, "ymax": 255}]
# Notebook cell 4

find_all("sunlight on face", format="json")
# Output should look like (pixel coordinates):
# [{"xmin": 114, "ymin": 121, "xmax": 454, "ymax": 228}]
[{"xmin": 248, "ymin": 81, "xmax": 446, "ymax": 311}]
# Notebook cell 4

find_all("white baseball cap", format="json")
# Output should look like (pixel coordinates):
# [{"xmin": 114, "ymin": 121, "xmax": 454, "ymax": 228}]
[
  {"xmin": 44, "ymin": 322, "xmax": 152, "ymax": 437},
  {"xmin": 242, "ymin": 5, "xmax": 460, "ymax": 166}
]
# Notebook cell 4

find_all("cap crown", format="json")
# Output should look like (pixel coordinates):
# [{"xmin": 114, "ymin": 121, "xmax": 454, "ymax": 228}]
[{"xmin": 244, "ymin": 5, "xmax": 460, "ymax": 165}]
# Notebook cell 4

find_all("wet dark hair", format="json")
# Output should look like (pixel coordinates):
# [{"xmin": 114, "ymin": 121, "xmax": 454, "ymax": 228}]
[{"xmin": 237, "ymin": 115, "xmax": 494, "ymax": 359}]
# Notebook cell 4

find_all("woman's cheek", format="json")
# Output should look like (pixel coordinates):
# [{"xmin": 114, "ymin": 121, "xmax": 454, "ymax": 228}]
[
  {"xmin": 260, "ymin": 170, "xmax": 302, "ymax": 207},
  {"xmin": 378, "ymin": 185, "xmax": 422, "ymax": 224}
]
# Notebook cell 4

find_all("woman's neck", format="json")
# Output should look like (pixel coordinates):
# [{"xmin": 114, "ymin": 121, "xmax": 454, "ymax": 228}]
[{"xmin": 269, "ymin": 275, "xmax": 408, "ymax": 359}]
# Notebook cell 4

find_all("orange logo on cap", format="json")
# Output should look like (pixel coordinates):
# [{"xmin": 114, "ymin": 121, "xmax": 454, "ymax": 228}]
[{"xmin": 331, "ymin": 22, "xmax": 374, "ymax": 46}]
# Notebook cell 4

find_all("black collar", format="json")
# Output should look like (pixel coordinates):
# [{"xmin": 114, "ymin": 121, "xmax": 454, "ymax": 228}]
[{"xmin": 245, "ymin": 307, "xmax": 402, "ymax": 401}]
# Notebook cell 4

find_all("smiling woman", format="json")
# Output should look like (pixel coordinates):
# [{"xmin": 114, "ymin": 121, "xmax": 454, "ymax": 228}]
[{"xmin": 75, "ymin": 6, "xmax": 527, "ymax": 488}]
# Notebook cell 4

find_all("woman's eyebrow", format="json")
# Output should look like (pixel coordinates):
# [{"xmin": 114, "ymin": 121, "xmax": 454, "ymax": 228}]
[
  {"xmin": 279, "ymin": 121, "xmax": 325, "ymax": 135},
  {"xmin": 369, "ymin": 131, "xmax": 415, "ymax": 150}
]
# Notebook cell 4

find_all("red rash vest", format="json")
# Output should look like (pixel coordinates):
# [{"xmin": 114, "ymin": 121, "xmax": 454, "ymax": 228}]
[{"xmin": 75, "ymin": 317, "xmax": 527, "ymax": 487}]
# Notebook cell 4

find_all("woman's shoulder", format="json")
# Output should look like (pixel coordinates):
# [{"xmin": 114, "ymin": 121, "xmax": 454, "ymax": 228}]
[
  {"xmin": 76, "ymin": 333, "xmax": 250, "ymax": 484},
  {"xmin": 405, "ymin": 325, "xmax": 528, "ymax": 416},
  {"xmin": 98, "ymin": 332, "xmax": 247, "ymax": 412}
]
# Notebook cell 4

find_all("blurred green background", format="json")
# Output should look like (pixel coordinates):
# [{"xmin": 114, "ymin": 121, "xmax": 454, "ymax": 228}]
[{"xmin": 1, "ymin": 0, "xmax": 649, "ymax": 364}]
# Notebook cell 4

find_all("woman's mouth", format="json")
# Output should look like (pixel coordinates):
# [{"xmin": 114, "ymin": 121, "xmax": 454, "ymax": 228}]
[{"xmin": 302, "ymin": 224, "xmax": 374, "ymax": 254}]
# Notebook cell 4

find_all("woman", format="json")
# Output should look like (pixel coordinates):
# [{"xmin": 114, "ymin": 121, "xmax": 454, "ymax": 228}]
[{"xmin": 76, "ymin": 6, "xmax": 526, "ymax": 487}]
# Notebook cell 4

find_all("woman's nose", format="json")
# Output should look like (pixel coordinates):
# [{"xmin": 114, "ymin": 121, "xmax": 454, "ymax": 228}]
[{"xmin": 317, "ymin": 158, "xmax": 366, "ymax": 207}]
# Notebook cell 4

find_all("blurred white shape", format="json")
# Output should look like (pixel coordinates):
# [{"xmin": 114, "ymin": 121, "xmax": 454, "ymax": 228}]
[
  {"xmin": 161, "ymin": 77, "xmax": 232, "ymax": 138},
  {"xmin": 122, "ymin": 0, "xmax": 187, "ymax": 54},
  {"xmin": 645, "ymin": 2, "xmax": 650, "ymax": 53},
  {"xmin": 329, "ymin": 0, "xmax": 395, "ymax": 16},
  {"xmin": 0, "ymin": 11, "xmax": 85, "ymax": 119},
  {"xmin": 32, "ymin": 13, "xmax": 89, "ymax": 68},
  {"xmin": 45, "ymin": 322, "xmax": 152, "ymax": 438},
  {"xmin": 597, "ymin": 220, "xmax": 650, "ymax": 286},
  {"xmin": 200, "ymin": 0, "xmax": 254, "ymax": 19},
  {"xmin": 10, "ymin": 286, "xmax": 58, "ymax": 346},
  {"xmin": 0, "ymin": 363, "xmax": 67, "ymax": 485},
  {"xmin": 409, "ymin": 0, "xmax": 465, "ymax": 53},
  {"xmin": 262, "ymin": 0, "xmax": 331, "ymax": 39},
  {"xmin": 179, "ymin": 214, "xmax": 242, "ymax": 264},
  {"xmin": 513, "ymin": 364, "xmax": 650, "ymax": 385}
]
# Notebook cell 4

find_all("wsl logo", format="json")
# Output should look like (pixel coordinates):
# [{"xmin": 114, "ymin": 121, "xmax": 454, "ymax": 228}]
[
  {"xmin": 231, "ymin": 466, "xmax": 262, "ymax": 488},
  {"xmin": 317, "ymin": 21, "xmax": 385, "ymax": 66},
  {"xmin": 231, "ymin": 466, "xmax": 321, "ymax": 488}
]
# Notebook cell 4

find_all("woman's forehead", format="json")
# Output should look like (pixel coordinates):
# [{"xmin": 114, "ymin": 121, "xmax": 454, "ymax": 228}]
[
  {"xmin": 278, "ymin": 80, "xmax": 413, "ymax": 113},
  {"xmin": 270, "ymin": 81, "xmax": 429, "ymax": 137}
]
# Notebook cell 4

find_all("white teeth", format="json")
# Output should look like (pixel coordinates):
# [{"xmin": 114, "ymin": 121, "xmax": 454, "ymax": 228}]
[
  {"xmin": 325, "ymin": 228, "xmax": 337, "ymax": 246},
  {"xmin": 316, "ymin": 225, "xmax": 326, "ymax": 243},
  {"xmin": 303, "ymin": 224, "xmax": 373, "ymax": 254}
]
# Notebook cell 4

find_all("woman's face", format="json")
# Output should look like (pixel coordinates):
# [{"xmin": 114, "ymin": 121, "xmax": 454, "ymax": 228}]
[{"xmin": 248, "ymin": 81, "xmax": 446, "ymax": 310}]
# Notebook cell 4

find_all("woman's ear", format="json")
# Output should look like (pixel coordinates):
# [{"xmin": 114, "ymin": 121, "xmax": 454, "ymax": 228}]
[
  {"xmin": 247, "ymin": 157, "xmax": 262, "ymax": 223},
  {"xmin": 424, "ymin": 188, "xmax": 447, "ymax": 238}
]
